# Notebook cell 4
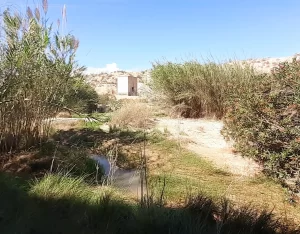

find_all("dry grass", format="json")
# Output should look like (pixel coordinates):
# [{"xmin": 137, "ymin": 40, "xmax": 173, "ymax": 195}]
[
  {"xmin": 50, "ymin": 119, "xmax": 84, "ymax": 131},
  {"xmin": 110, "ymin": 101, "xmax": 153, "ymax": 129},
  {"xmin": 55, "ymin": 111, "xmax": 72, "ymax": 118}
]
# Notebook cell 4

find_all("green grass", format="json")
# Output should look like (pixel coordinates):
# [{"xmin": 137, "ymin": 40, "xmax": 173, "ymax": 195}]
[
  {"xmin": 146, "ymin": 134, "xmax": 300, "ymax": 225},
  {"xmin": 82, "ymin": 120, "xmax": 103, "ymax": 130},
  {"xmin": 2, "ymin": 127, "xmax": 299, "ymax": 233},
  {"xmin": 0, "ymin": 172, "xmax": 296, "ymax": 234},
  {"xmin": 37, "ymin": 140, "xmax": 102, "ymax": 179},
  {"xmin": 0, "ymin": 173, "xmax": 132, "ymax": 234},
  {"xmin": 148, "ymin": 138, "xmax": 231, "ymax": 200}
]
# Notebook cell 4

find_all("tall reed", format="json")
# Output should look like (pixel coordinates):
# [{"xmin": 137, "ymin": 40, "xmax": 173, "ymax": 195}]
[
  {"xmin": 0, "ymin": 1, "xmax": 83, "ymax": 153},
  {"xmin": 151, "ymin": 59, "xmax": 258, "ymax": 118}
]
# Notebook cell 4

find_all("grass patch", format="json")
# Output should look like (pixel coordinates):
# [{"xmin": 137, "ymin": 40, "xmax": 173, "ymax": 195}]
[
  {"xmin": 146, "ymin": 132, "xmax": 300, "ymax": 225},
  {"xmin": 82, "ymin": 120, "xmax": 103, "ymax": 130},
  {"xmin": 0, "ymin": 172, "xmax": 298, "ymax": 234}
]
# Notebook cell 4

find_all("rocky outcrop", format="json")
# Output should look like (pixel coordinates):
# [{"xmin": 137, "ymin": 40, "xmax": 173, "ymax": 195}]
[{"xmin": 228, "ymin": 53, "xmax": 300, "ymax": 73}]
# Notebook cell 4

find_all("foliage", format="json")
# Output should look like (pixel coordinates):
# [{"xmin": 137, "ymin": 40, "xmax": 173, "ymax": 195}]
[
  {"xmin": 223, "ymin": 58, "xmax": 300, "ymax": 191},
  {"xmin": 152, "ymin": 58, "xmax": 300, "ymax": 191},
  {"xmin": 64, "ymin": 78, "xmax": 100, "ymax": 113},
  {"xmin": 0, "ymin": 1, "xmax": 84, "ymax": 153},
  {"xmin": 151, "ymin": 60, "xmax": 257, "ymax": 118},
  {"xmin": 38, "ymin": 141, "xmax": 102, "ymax": 182}
]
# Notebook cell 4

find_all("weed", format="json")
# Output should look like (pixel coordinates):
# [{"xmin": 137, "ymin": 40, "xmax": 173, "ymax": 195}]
[{"xmin": 110, "ymin": 100, "xmax": 153, "ymax": 129}]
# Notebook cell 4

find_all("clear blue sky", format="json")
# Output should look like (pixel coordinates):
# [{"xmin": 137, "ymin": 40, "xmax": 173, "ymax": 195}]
[{"xmin": 2, "ymin": 0, "xmax": 300, "ymax": 72}]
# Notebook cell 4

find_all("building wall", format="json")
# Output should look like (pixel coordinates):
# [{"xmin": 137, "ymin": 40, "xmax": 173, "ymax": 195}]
[
  {"xmin": 128, "ymin": 76, "xmax": 138, "ymax": 96},
  {"xmin": 117, "ymin": 76, "xmax": 129, "ymax": 95}
]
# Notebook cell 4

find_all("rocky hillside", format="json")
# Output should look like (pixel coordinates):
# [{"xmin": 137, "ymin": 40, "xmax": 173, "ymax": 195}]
[
  {"xmin": 84, "ymin": 70, "xmax": 151, "ymax": 95},
  {"xmin": 84, "ymin": 54, "xmax": 300, "ymax": 96},
  {"xmin": 230, "ymin": 53, "xmax": 300, "ymax": 73}
]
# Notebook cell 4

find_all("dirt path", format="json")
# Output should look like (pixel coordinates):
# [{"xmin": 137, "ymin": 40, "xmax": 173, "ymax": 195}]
[{"xmin": 155, "ymin": 118, "xmax": 262, "ymax": 177}]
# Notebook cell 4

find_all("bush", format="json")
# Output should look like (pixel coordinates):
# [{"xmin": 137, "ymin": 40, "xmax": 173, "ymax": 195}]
[
  {"xmin": 110, "ymin": 101, "xmax": 152, "ymax": 129},
  {"xmin": 223, "ymin": 58, "xmax": 300, "ymax": 191},
  {"xmin": 38, "ymin": 141, "xmax": 103, "ymax": 182},
  {"xmin": 64, "ymin": 79, "xmax": 100, "ymax": 113},
  {"xmin": 151, "ymin": 60, "xmax": 257, "ymax": 118}
]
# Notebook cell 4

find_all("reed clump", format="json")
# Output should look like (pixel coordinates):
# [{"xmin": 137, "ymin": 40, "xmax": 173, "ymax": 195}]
[
  {"xmin": 0, "ymin": 1, "xmax": 84, "ymax": 153},
  {"xmin": 151, "ymin": 59, "xmax": 258, "ymax": 118}
]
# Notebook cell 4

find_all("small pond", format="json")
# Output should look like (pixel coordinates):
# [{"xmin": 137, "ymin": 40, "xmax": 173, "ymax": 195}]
[{"xmin": 91, "ymin": 155, "xmax": 144, "ymax": 196}]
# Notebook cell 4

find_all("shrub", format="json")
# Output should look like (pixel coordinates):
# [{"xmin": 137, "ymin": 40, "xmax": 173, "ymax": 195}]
[
  {"xmin": 152, "ymin": 58, "xmax": 300, "ymax": 191},
  {"xmin": 110, "ymin": 101, "xmax": 152, "ymax": 129},
  {"xmin": 38, "ymin": 141, "xmax": 103, "ymax": 182},
  {"xmin": 64, "ymin": 79, "xmax": 100, "ymax": 113},
  {"xmin": 223, "ymin": 58, "xmax": 300, "ymax": 191},
  {"xmin": 151, "ymin": 60, "xmax": 257, "ymax": 118}
]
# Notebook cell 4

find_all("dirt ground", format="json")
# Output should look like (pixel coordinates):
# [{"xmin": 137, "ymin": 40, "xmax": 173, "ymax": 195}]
[{"xmin": 154, "ymin": 117, "xmax": 262, "ymax": 177}]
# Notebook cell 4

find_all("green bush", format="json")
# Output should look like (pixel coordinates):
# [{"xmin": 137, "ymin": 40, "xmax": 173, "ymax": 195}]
[
  {"xmin": 151, "ymin": 60, "xmax": 256, "ymax": 118},
  {"xmin": 39, "ymin": 141, "xmax": 103, "ymax": 182},
  {"xmin": 64, "ymin": 79, "xmax": 99, "ymax": 113},
  {"xmin": 223, "ymin": 58, "xmax": 300, "ymax": 191}
]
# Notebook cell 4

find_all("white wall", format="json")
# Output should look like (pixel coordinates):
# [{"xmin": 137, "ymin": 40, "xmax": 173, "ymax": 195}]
[{"xmin": 117, "ymin": 76, "xmax": 129, "ymax": 95}]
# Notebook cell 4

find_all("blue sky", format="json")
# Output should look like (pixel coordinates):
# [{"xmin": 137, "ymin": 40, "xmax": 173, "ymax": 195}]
[{"xmin": 1, "ymin": 0, "xmax": 300, "ymax": 72}]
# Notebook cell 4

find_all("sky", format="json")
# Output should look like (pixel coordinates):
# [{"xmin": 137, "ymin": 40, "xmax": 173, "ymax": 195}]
[{"xmin": 1, "ymin": 0, "xmax": 300, "ymax": 73}]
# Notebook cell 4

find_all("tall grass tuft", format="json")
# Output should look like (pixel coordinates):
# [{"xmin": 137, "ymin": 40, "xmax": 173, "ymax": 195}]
[
  {"xmin": 30, "ymin": 174, "xmax": 94, "ymax": 200},
  {"xmin": 151, "ymin": 59, "xmax": 258, "ymax": 118}
]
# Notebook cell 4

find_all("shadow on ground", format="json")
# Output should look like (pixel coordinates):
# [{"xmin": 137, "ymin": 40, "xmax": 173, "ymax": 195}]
[
  {"xmin": 0, "ymin": 172, "xmax": 298, "ymax": 234},
  {"xmin": 52, "ymin": 128, "xmax": 146, "ymax": 149},
  {"xmin": 0, "ymin": 128, "xmax": 147, "ymax": 177}
]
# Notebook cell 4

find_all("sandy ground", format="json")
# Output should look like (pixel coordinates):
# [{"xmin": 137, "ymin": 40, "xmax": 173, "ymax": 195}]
[{"xmin": 155, "ymin": 118, "xmax": 262, "ymax": 177}]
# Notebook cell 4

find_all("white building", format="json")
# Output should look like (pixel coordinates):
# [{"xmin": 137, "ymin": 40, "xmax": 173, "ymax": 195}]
[{"xmin": 117, "ymin": 75, "xmax": 138, "ymax": 96}]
